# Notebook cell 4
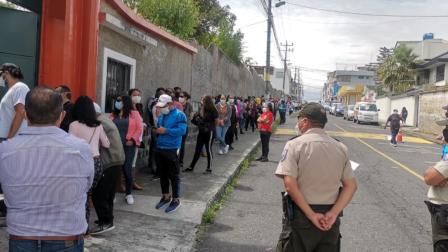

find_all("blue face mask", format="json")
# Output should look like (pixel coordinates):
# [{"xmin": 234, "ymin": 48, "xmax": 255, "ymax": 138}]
[{"xmin": 115, "ymin": 101, "xmax": 123, "ymax": 110}]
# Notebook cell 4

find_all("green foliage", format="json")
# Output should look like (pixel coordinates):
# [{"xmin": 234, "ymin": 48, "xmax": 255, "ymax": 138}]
[
  {"xmin": 123, "ymin": 0, "xmax": 244, "ymax": 63},
  {"xmin": 0, "ymin": 2, "xmax": 15, "ymax": 9},
  {"xmin": 136, "ymin": 0, "xmax": 200, "ymax": 40},
  {"xmin": 378, "ymin": 44, "xmax": 418, "ymax": 94}
]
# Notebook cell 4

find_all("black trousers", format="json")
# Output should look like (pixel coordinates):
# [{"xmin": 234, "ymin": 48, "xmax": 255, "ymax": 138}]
[
  {"xmin": 179, "ymin": 127, "xmax": 189, "ymax": 167},
  {"xmin": 280, "ymin": 112, "xmax": 286, "ymax": 124},
  {"xmin": 245, "ymin": 116, "xmax": 256, "ymax": 132},
  {"xmin": 190, "ymin": 131, "xmax": 214, "ymax": 170},
  {"xmin": 155, "ymin": 149, "xmax": 181, "ymax": 199},
  {"xmin": 260, "ymin": 131, "xmax": 271, "ymax": 158},
  {"xmin": 225, "ymin": 123, "xmax": 237, "ymax": 146},
  {"xmin": 92, "ymin": 166, "xmax": 120, "ymax": 225},
  {"xmin": 148, "ymin": 132, "xmax": 158, "ymax": 174}
]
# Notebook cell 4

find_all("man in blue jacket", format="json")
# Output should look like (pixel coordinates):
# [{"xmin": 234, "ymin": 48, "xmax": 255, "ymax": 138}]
[{"xmin": 153, "ymin": 94, "xmax": 187, "ymax": 213}]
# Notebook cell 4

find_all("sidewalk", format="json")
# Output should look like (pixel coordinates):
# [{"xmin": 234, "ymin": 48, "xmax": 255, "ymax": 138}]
[
  {"xmin": 0, "ymin": 129, "xmax": 260, "ymax": 252},
  {"xmin": 401, "ymin": 127, "xmax": 441, "ymax": 145}
]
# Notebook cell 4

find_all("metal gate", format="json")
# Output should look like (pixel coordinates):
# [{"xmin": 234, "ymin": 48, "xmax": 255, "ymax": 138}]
[
  {"xmin": 105, "ymin": 58, "xmax": 131, "ymax": 113},
  {"xmin": 0, "ymin": 4, "xmax": 39, "ymax": 96}
]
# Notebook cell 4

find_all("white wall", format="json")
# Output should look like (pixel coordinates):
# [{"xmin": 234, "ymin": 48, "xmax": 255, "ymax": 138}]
[
  {"xmin": 376, "ymin": 97, "xmax": 391, "ymax": 124},
  {"xmin": 390, "ymin": 96, "xmax": 417, "ymax": 126}
]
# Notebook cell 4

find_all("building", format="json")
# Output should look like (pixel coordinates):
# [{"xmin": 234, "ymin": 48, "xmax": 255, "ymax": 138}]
[
  {"xmin": 253, "ymin": 66, "xmax": 292, "ymax": 97},
  {"xmin": 396, "ymin": 34, "xmax": 448, "ymax": 61},
  {"xmin": 324, "ymin": 70, "xmax": 375, "ymax": 105},
  {"xmin": 414, "ymin": 51, "xmax": 448, "ymax": 87}
]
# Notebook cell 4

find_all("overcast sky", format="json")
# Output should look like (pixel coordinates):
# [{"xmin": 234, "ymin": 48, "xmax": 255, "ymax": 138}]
[{"xmin": 218, "ymin": 0, "xmax": 448, "ymax": 101}]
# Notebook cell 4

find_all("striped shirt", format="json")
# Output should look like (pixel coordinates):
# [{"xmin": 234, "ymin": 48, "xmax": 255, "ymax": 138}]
[{"xmin": 0, "ymin": 126, "xmax": 94, "ymax": 236}]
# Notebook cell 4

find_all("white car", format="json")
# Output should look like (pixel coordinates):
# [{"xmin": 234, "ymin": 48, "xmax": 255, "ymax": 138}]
[
  {"xmin": 330, "ymin": 103, "xmax": 341, "ymax": 115},
  {"xmin": 343, "ymin": 105, "xmax": 355, "ymax": 120},
  {"xmin": 353, "ymin": 103, "xmax": 379, "ymax": 124}
]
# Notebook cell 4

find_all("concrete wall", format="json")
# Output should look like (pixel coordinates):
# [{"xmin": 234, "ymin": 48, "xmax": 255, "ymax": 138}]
[
  {"xmin": 418, "ymin": 91, "xmax": 448, "ymax": 134},
  {"xmin": 376, "ymin": 97, "xmax": 391, "ymax": 124},
  {"xmin": 377, "ymin": 95, "xmax": 418, "ymax": 126},
  {"xmin": 96, "ymin": 1, "xmax": 270, "ymax": 111}
]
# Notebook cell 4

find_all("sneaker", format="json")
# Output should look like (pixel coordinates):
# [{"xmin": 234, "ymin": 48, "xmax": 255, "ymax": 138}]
[
  {"xmin": 224, "ymin": 145, "xmax": 229, "ymax": 153},
  {"xmin": 255, "ymin": 156, "xmax": 263, "ymax": 161},
  {"xmin": 182, "ymin": 167, "xmax": 194, "ymax": 172},
  {"xmin": 165, "ymin": 199, "xmax": 181, "ymax": 213},
  {"xmin": 203, "ymin": 169, "xmax": 212, "ymax": 174},
  {"xmin": 155, "ymin": 196, "xmax": 172, "ymax": 209},
  {"xmin": 261, "ymin": 157, "xmax": 269, "ymax": 162},
  {"xmin": 393, "ymin": 144, "xmax": 397, "ymax": 147},
  {"xmin": 229, "ymin": 146, "xmax": 234, "ymax": 151},
  {"xmin": 90, "ymin": 223, "xmax": 115, "ymax": 235},
  {"xmin": 125, "ymin": 195, "xmax": 134, "ymax": 205},
  {"xmin": 218, "ymin": 149, "xmax": 224, "ymax": 155}
]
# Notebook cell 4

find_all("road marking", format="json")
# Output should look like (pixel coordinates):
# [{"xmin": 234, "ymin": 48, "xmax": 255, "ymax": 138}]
[
  {"xmin": 333, "ymin": 123, "xmax": 424, "ymax": 181},
  {"xmin": 275, "ymin": 129, "xmax": 432, "ymax": 144}
]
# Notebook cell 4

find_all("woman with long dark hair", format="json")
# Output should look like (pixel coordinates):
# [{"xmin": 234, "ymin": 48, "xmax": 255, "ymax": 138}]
[
  {"xmin": 184, "ymin": 95, "xmax": 219, "ymax": 174},
  {"xmin": 110, "ymin": 95, "xmax": 143, "ymax": 205},
  {"xmin": 69, "ymin": 96, "xmax": 110, "ymax": 233},
  {"xmin": 256, "ymin": 103, "xmax": 274, "ymax": 162}
]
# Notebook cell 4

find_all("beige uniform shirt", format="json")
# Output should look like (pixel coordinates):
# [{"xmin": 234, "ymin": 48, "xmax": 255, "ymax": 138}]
[
  {"xmin": 275, "ymin": 128, "xmax": 354, "ymax": 205},
  {"xmin": 428, "ymin": 160, "xmax": 448, "ymax": 204}
]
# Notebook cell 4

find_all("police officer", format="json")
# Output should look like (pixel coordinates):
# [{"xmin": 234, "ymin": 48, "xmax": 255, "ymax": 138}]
[{"xmin": 275, "ymin": 102, "xmax": 357, "ymax": 252}]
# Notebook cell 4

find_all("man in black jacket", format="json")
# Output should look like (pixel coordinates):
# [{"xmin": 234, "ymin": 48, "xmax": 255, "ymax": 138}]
[{"xmin": 385, "ymin": 109, "xmax": 403, "ymax": 147}]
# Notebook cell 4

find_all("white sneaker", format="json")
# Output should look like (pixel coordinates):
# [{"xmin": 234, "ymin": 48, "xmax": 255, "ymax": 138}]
[
  {"xmin": 218, "ymin": 149, "xmax": 224, "ymax": 155},
  {"xmin": 125, "ymin": 195, "xmax": 134, "ymax": 205},
  {"xmin": 224, "ymin": 145, "xmax": 229, "ymax": 154}
]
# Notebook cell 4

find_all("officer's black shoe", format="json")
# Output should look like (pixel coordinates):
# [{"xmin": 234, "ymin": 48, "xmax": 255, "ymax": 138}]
[
  {"xmin": 255, "ymin": 157, "xmax": 263, "ymax": 161},
  {"xmin": 261, "ymin": 157, "xmax": 269, "ymax": 162}
]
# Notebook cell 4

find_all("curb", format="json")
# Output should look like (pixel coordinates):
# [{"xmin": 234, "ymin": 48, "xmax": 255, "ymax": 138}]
[
  {"xmin": 191, "ymin": 139, "xmax": 261, "ymax": 250},
  {"xmin": 402, "ymin": 129, "xmax": 441, "ymax": 145}
]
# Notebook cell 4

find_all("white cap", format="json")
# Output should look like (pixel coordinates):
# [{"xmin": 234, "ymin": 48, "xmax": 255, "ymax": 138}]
[
  {"xmin": 93, "ymin": 102, "xmax": 102, "ymax": 114},
  {"xmin": 156, "ymin": 94, "xmax": 173, "ymax": 107}
]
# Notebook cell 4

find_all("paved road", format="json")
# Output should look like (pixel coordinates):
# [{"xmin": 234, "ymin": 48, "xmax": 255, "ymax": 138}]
[{"xmin": 197, "ymin": 114, "xmax": 437, "ymax": 251}]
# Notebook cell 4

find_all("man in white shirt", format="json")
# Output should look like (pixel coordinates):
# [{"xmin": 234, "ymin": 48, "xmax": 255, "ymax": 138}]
[{"xmin": 0, "ymin": 63, "xmax": 30, "ymax": 141}]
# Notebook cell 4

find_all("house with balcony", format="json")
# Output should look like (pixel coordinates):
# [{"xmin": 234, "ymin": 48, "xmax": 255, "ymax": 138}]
[
  {"xmin": 414, "ymin": 51, "xmax": 448, "ymax": 87},
  {"xmin": 325, "ymin": 70, "xmax": 375, "ymax": 105}
]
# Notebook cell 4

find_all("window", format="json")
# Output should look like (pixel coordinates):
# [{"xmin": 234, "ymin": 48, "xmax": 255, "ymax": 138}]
[
  {"xmin": 337, "ymin": 75, "xmax": 351, "ymax": 82},
  {"xmin": 105, "ymin": 59, "xmax": 131, "ymax": 113},
  {"xmin": 359, "ymin": 104, "xmax": 377, "ymax": 111},
  {"xmin": 436, "ymin": 65, "xmax": 445, "ymax": 82}
]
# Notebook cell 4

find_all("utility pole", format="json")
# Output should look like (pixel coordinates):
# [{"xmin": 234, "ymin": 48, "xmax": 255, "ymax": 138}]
[
  {"xmin": 264, "ymin": 0, "xmax": 286, "ymax": 97},
  {"xmin": 264, "ymin": 0, "xmax": 273, "ymax": 96},
  {"xmin": 281, "ymin": 41, "xmax": 293, "ymax": 98}
]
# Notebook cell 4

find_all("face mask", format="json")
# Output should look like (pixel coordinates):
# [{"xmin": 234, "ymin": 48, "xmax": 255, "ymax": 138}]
[
  {"xmin": 229, "ymin": 99, "xmax": 234, "ymax": 104},
  {"xmin": 179, "ymin": 97, "xmax": 185, "ymax": 103},
  {"xmin": 294, "ymin": 124, "xmax": 300, "ymax": 136},
  {"xmin": 132, "ymin": 96, "xmax": 142, "ymax": 104},
  {"xmin": 262, "ymin": 107, "xmax": 268, "ymax": 113},
  {"xmin": 221, "ymin": 99, "xmax": 226, "ymax": 105},
  {"xmin": 161, "ymin": 107, "xmax": 170, "ymax": 115},
  {"xmin": 115, "ymin": 101, "xmax": 123, "ymax": 110}
]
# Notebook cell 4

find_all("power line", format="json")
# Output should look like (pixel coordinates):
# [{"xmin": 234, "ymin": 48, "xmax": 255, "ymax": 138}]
[
  {"xmin": 283, "ymin": 16, "xmax": 430, "ymax": 25},
  {"xmin": 239, "ymin": 20, "xmax": 266, "ymax": 28},
  {"xmin": 285, "ymin": 1, "xmax": 448, "ymax": 18}
]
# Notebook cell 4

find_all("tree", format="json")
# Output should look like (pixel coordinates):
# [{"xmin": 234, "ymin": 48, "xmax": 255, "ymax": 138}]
[
  {"xmin": 123, "ymin": 0, "xmax": 140, "ymax": 10},
  {"xmin": 377, "ymin": 47, "xmax": 393, "ymax": 64},
  {"xmin": 378, "ymin": 44, "xmax": 418, "ymax": 93},
  {"xmin": 135, "ymin": 0, "xmax": 200, "ymax": 40}
]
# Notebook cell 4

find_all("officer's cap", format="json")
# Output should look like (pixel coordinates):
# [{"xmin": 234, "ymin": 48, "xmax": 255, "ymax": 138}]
[{"xmin": 298, "ymin": 102, "xmax": 328, "ymax": 125}]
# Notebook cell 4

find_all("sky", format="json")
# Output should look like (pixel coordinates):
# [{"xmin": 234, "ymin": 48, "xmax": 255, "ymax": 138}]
[{"xmin": 218, "ymin": 0, "xmax": 448, "ymax": 101}]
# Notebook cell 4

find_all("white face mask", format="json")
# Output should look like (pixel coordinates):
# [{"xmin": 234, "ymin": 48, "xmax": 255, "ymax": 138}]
[
  {"xmin": 179, "ymin": 97, "xmax": 185, "ymax": 103},
  {"xmin": 132, "ymin": 95, "xmax": 142, "ymax": 104},
  {"xmin": 161, "ymin": 107, "xmax": 170, "ymax": 115},
  {"xmin": 295, "ymin": 124, "xmax": 300, "ymax": 136},
  {"xmin": 0, "ymin": 76, "xmax": 5, "ymax": 88},
  {"xmin": 229, "ymin": 99, "xmax": 234, "ymax": 104},
  {"xmin": 221, "ymin": 99, "xmax": 226, "ymax": 105}
]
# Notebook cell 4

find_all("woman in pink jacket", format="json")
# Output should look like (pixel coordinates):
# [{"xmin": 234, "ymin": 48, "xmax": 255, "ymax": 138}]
[{"xmin": 110, "ymin": 95, "xmax": 143, "ymax": 205}]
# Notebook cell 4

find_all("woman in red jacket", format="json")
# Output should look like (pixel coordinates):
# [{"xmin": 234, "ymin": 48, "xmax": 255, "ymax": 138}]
[{"xmin": 256, "ymin": 103, "xmax": 274, "ymax": 162}]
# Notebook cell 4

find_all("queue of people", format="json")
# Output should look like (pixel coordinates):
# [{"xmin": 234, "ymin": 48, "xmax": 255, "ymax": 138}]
[{"xmin": 0, "ymin": 62, "xmax": 281, "ymax": 252}]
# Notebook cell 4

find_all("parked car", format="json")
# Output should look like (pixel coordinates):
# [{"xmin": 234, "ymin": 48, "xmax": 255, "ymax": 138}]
[
  {"xmin": 343, "ymin": 105, "xmax": 355, "ymax": 120},
  {"xmin": 353, "ymin": 102, "xmax": 379, "ymax": 124},
  {"xmin": 330, "ymin": 103, "xmax": 341, "ymax": 115},
  {"xmin": 334, "ymin": 103, "xmax": 345, "ymax": 116}
]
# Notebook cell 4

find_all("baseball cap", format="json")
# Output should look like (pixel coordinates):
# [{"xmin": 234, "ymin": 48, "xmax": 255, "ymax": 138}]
[
  {"xmin": 298, "ymin": 102, "xmax": 327, "ymax": 125},
  {"xmin": 93, "ymin": 102, "xmax": 102, "ymax": 114},
  {"xmin": 156, "ymin": 94, "xmax": 173, "ymax": 107}
]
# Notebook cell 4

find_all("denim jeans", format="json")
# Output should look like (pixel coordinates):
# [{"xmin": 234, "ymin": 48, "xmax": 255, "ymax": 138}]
[
  {"xmin": 9, "ymin": 239, "xmax": 83, "ymax": 252},
  {"xmin": 123, "ymin": 145, "xmax": 137, "ymax": 195},
  {"xmin": 391, "ymin": 129, "xmax": 399, "ymax": 145},
  {"xmin": 215, "ymin": 126, "xmax": 229, "ymax": 150}
]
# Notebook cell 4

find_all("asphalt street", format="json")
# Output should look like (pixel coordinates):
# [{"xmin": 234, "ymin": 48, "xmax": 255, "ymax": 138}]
[{"xmin": 197, "ymin": 113, "xmax": 437, "ymax": 251}]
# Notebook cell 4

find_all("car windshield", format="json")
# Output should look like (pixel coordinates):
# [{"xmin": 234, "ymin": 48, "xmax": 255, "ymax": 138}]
[
  {"xmin": 348, "ymin": 105, "xmax": 355, "ymax": 110},
  {"xmin": 359, "ymin": 104, "xmax": 377, "ymax": 111}
]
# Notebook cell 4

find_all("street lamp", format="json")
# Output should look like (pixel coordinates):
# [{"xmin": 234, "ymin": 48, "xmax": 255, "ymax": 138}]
[{"xmin": 275, "ymin": 1, "xmax": 286, "ymax": 8}]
